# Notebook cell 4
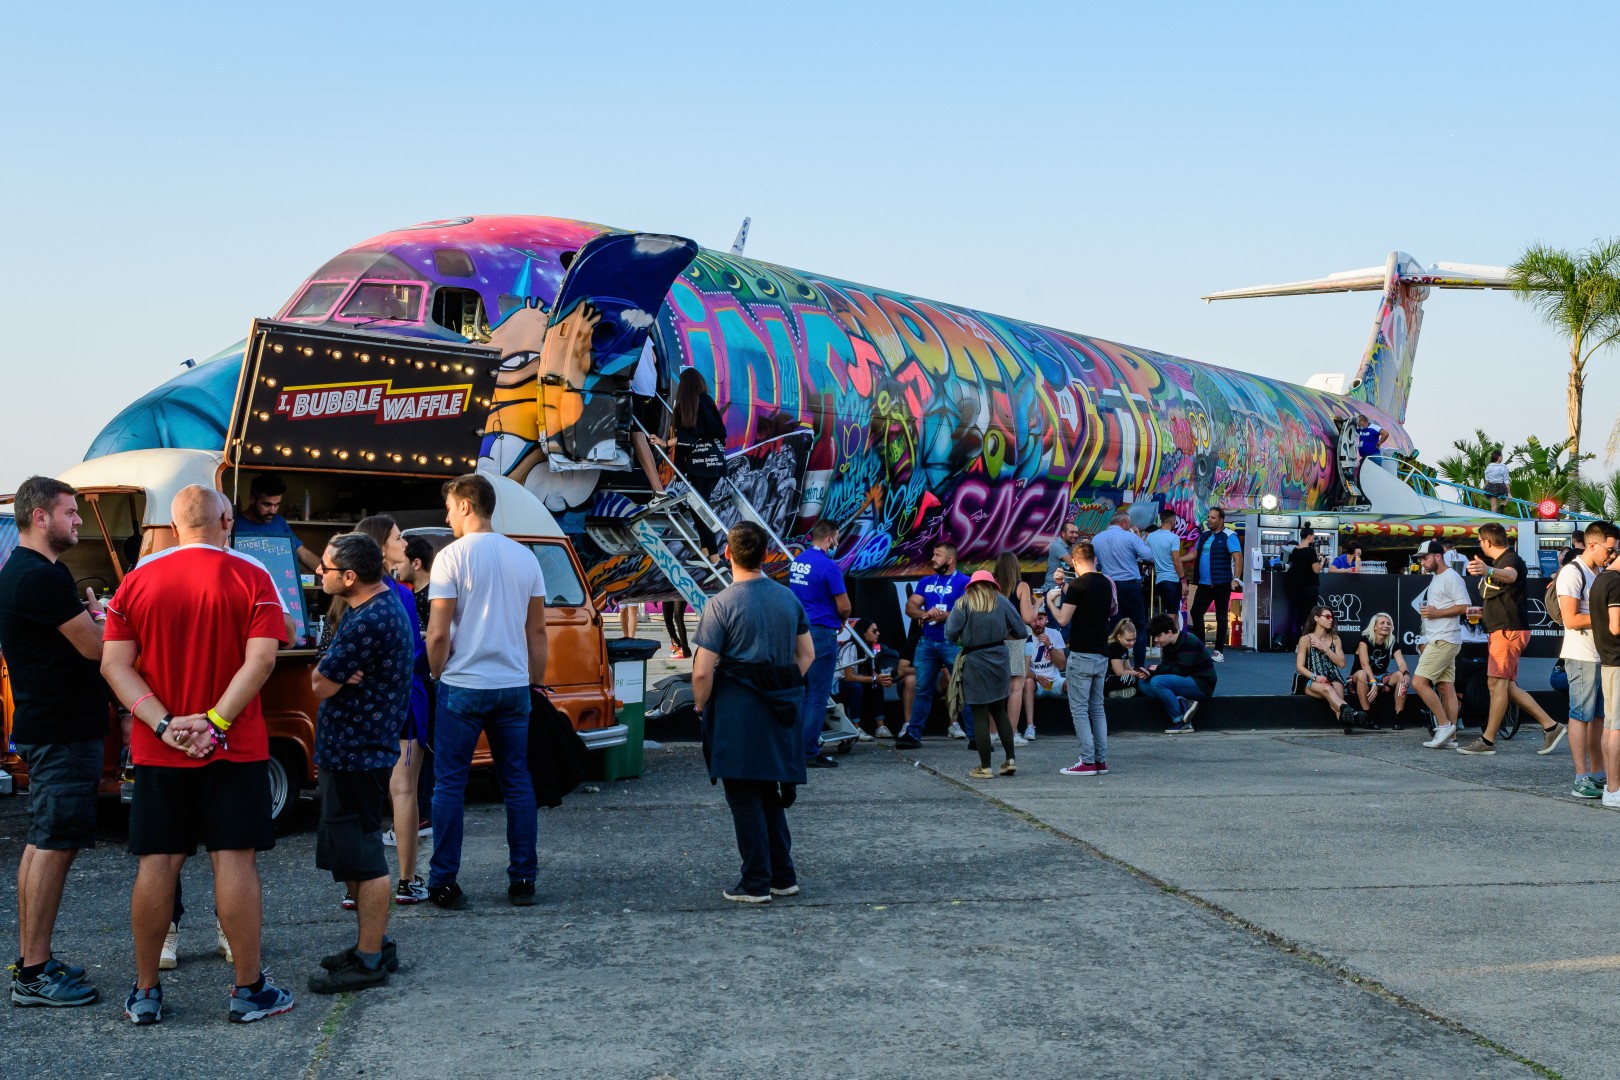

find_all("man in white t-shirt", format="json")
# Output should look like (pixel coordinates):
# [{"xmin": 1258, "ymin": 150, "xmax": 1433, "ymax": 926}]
[
  {"xmin": 424, "ymin": 474, "xmax": 548, "ymax": 910},
  {"xmin": 1556, "ymin": 521, "xmax": 1619, "ymax": 799},
  {"xmin": 1414, "ymin": 540, "xmax": 1470, "ymax": 748},
  {"xmin": 1018, "ymin": 609, "xmax": 1067, "ymax": 744}
]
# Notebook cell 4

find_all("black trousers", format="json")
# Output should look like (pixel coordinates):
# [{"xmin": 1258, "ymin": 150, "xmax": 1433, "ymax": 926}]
[
  {"xmin": 1111, "ymin": 579, "xmax": 1149, "ymax": 667},
  {"xmin": 1191, "ymin": 583, "xmax": 1233, "ymax": 650},
  {"xmin": 1154, "ymin": 579, "xmax": 1183, "ymax": 627},
  {"xmin": 839, "ymin": 680, "xmax": 886, "ymax": 731},
  {"xmin": 721, "ymin": 778, "xmax": 796, "ymax": 896}
]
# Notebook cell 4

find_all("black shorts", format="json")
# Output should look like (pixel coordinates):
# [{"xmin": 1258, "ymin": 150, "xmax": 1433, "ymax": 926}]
[
  {"xmin": 19, "ymin": 740, "xmax": 102, "ymax": 850},
  {"xmin": 128, "ymin": 760, "xmax": 275, "ymax": 856},
  {"xmin": 630, "ymin": 392, "xmax": 663, "ymax": 436},
  {"xmin": 315, "ymin": 767, "xmax": 391, "ymax": 883}
]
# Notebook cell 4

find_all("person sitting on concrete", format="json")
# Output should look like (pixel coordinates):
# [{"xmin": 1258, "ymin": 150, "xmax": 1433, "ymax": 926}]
[
  {"xmin": 1294, "ymin": 605, "xmax": 1366, "ymax": 731},
  {"xmin": 1139, "ymin": 613, "xmax": 1216, "ymax": 734},
  {"xmin": 1351, "ymin": 612, "xmax": 1409, "ymax": 720},
  {"xmin": 837, "ymin": 619, "xmax": 893, "ymax": 737},
  {"xmin": 1018, "ymin": 608, "xmax": 1066, "ymax": 744},
  {"xmin": 1105, "ymin": 619, "xmax": 1147, "ymax": 699}
]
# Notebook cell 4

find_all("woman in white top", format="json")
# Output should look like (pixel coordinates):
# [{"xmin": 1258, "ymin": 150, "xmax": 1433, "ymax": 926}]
[{"xmin": 1482, "ymin": 450, "xmax": 1510, "ymax": 514}]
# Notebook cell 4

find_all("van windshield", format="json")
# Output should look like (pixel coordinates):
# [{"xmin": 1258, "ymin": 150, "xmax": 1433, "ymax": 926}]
[{"xmin": 528, "ymin": 543, "xmax": 586, "ymax": 607}]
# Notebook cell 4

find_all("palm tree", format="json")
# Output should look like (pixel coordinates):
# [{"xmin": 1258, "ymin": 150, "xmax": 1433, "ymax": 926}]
[
  {"xmin": 1435, "ymin": 428, "xmax": 1502, "ymax": 490},
  {"xmin": 1574, "ymin": 472, "xmax": 1620, "ymax": 519},
  {"xmin": 1509, "ymin": 239, "xmax": 1620, "ymax": 465}
]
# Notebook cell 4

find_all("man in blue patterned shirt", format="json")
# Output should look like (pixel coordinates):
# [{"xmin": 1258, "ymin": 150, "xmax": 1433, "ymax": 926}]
[{"xmin": 307, "ymin": 533, "xmax": 414, "ymax": 994}]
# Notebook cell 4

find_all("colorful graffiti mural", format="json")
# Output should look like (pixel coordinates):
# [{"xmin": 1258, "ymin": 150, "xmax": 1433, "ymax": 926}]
[{"xmin": 87, "ymin": 215, "xmax": 1421, "ymax": 598}]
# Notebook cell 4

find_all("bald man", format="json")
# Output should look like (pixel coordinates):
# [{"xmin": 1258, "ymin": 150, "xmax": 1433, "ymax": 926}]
[{"xmin": 102, "ymin": 484, "xmax": 295, "ymax": 1025}]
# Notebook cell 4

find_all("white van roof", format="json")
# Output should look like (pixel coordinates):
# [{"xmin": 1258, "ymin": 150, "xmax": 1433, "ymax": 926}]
[{"xmin": 56, "ymin": 449, "xmax": 225, "ymax": 526}]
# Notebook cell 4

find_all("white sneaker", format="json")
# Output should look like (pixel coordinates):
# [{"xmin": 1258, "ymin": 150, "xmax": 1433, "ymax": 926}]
[
  {"xmin": 874, "ymin": 725, "xmax": 894, "ymax": 739},
  {"xmin": 159, "ymin": 923, "xmax": 179, "ymax": 970},
  {"xmin": 1423, "ymin": 724, "xmax": 1457, "ymax": 749},
  {"xmin": 947, "ymin": 722, "xmax": 966, "ymax": 739},
  {"xmin": 1013, "ymin": 735, "xmax": 1029, "ymax": 747},
  {"xmin": 382, "ymin": 828, "xmax": 398, "ymax": 848},
  {"xmin": 1603, "ymin": 788, "xmax": 1620, "ymax": 810},
  {"xmin": 1025, "ymin": 725, "xmax": 1036, "ymax": 741},
  {"xmin": 216, "ymin": 920, "xmax": 233, "ymax": 963},
  {"xmin": 856, "ymin": 731, "xmax": 874, "ymax": 742},
  {"xmin": 1211, "ymin": 650, "xmax": 1225, "ymax": 663}
]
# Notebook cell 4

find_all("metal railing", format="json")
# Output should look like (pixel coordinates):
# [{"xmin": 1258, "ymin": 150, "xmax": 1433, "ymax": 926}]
[{"xmin": 1392, "ymin": 461, "xmax": 1596, "ymax": 522}]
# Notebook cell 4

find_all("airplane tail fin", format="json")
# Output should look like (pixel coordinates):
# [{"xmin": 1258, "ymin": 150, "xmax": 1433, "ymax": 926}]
[{"xmin": 1202, "ymin": 253, "xmax": 1511, "ymax": 424}]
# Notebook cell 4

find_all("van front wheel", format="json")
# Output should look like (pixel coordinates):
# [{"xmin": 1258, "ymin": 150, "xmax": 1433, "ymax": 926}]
[{"xmin": 267, "ymin": 744, "xmax": 302, "ymax": 833}]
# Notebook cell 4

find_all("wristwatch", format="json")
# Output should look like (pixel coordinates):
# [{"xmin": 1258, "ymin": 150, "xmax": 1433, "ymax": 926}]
[{"xmin": 153, "ymin": 714, "xmax": 174, "ymax": 739}]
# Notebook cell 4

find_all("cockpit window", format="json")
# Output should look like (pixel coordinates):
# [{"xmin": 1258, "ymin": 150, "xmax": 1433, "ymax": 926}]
[
  {"xmin": 287, "ymin": 282, "xmax": 349, "ymax": 318},
  {"xmin": 338, "ymin": 283, "xmax": 423, "ymax": 322},
  {"xmin": 431, "ymin": 287, "xmax": 490, "ymax": 341},
  {"xmin": 434, "ymin": 249, "xmax": 476, "ymax": 278}
]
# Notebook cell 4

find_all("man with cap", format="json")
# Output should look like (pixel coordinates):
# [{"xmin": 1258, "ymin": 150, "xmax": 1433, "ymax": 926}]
[{"xmin": 1414, "ymin": 540, "xmax": 1470, "ymax": 748}]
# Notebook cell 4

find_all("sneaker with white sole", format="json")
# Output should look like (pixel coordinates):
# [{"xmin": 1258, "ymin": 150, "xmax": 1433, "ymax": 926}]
[
  {"xmin": 874, "ymin": 725, "xmax": 894, "ymax": 739},
  {"xmin": 1059, "ymin": 761, "xmax": 1098, "ymax": 776},
  {"xmin": 382, "ymin": 828, "xmax": 398, "ymax": 848},
  {"xmin": 217, "ymin": 921, "xmax": 233, "ymax": 964},
  {"xmin": 1602, "ymin": 788, "xmax": 1620, "ymax": 810},
  {"xmin": 1181, "ymin": 700, "xmax": 1200, "ymax": 725},
  {"xmin": 124, "ymin": 983, "xmax": 163, "ymax": 1025},
  {"xmin": 1573, "ymin": 776, "xmax": 1603, "ymax": 800},
  {"xmin": 1024, "ymin": 725, "xmax": 1036, "ymax": 741},
  {"xmin": 1211, "ymin": 650, "xmax": 1225, "ymax": 663},
  {"xmin": 1538, "ymin": 723, "xmax": 1568, "ymax": 755},
  {"xmin": 10, "ymin": 958, "xmax": 98, "ymax": 1008},
  {"xmin": 856, "ymin": 731, "xmax": 874, "ymax": 742},
  {"xmin": 228, "ymin": 973, "xmax": 295, "ymax": 1023},
  {"xmin": 1423, "ymin": 724, "xmax": 1457, "ymax": 749},
  {"xmin": 1012, "ymin": 735, "xmax": 1029, "ymax": 747},
  {"xmin": 1456, "ymin": 739, "xmax": 1496, "ymax": 756},
  {"xmin": 946, "ymin": 722, "xmax": 966, "ymax": 739},
  {"xmin": 722, "ymin": 888, "xmax": 772, "ymax": 904},
  {"xmin": 395, "ymin": 877, "xmax": 429, "ymax": 905},
  {"xmin": 159, "ymin": 923, "xmax": 179, "ymax": 970}
]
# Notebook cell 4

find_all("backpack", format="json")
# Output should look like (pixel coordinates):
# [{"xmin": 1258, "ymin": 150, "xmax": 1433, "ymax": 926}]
[{"xmin": 1545, "ymin": 564, "xmax": 1590, "ymax": 628}]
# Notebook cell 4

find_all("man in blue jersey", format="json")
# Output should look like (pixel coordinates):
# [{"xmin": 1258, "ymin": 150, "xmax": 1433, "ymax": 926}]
[
  {"xmin": 233, "ymin": 474, "xmax": 319, "ymax": 574},
  {"xmin": 788, "ymin": 521, "xmax": 850, "ymax": 769},
  {"xmin": 896, "ymin": 542, "xmax": 972, "ymax": 749}
]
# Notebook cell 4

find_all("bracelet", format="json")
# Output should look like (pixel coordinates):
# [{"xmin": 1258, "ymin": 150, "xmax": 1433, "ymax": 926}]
[
  {"xmin": 207, "ymin": 708, "xmax": 232, "ymax": 732},
  {"xmin": 130, "ymin": 691, "xmax": 157, "ymax": 715}
]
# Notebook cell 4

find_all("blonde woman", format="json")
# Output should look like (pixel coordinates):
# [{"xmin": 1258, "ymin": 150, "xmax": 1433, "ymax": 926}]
[
  {"xmin": 1105, "ymin": 620, "xmax": 1148, "ymax": 698},
  {"xmin": 1352, "ymin": 612, "xmax": 1409, "ymax": 717},
  {"xmin": 945, "ymin": 571, "xmax": 1029, "ymax": 778}
]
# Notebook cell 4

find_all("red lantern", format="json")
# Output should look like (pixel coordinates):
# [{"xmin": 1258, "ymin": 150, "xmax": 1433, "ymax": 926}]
[{"xmin": 1538, "ymin": 499, "xmax": 1560, "ymax": 519}]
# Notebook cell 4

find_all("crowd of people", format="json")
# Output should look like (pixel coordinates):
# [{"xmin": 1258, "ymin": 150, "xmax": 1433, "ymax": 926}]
[{"xmin": 0, "ymin": 472, "xmax": 546, "ymax": 1023}]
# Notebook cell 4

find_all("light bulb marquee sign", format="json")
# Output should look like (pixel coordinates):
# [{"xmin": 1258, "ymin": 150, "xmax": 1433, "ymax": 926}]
[{"xmin": 227, "ymin": 319, "xmax": 502, "ymax": 476}]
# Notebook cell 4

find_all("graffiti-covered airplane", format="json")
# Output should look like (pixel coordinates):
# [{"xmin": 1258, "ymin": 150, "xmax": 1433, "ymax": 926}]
[{"xmin": 88, "ymin": 215, "xmax": 1508, "ymax": 598}]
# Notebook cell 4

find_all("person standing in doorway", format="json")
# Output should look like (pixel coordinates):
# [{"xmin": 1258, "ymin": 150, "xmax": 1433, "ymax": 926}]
[
  {"xmin": 1049, "ymin": 542, "xmax": 1114, "ymax": 775},
  {"xmin": 424, "ymin": 474, "xmax": 548, "ymax": 910},
  {"xmin": 1414, "ymin": 540, "xmax": 1471, "ymax": 749},
  {"xmin": 896, "ymin": 542, "xmax": 972, "ymax": 749},
  {"xmin": 788, "ymin": 520, "xmax": 851, "ymax": 770},
  {"xmin": 1282, "ymin": 527, "xmax": 1324, "ymax": 647},
  {"xmin": 1554, "ymin": 521, "xmax": 1619, "ymax": 799},
  {"xmin": 1146, "ymin": 510, "xmax": 1185, "ymax": 627},
  {"xmin": 1183, "ymin": 507, "xmax": 1242, "ymax": 662},
  {"xmin": 1456, "ymin": 523, "xmax": 1566, "ymax": 756},
  {"xmin": 692, "ymin": 522, "xmax": 814, "ymax": 903},
  {"xmin": 1092, "ymin": 509, "xmax": 1155, "ymax": 668},
  {"xmin": 0, "ymin": 477, "xmax": 107, "ymax": 1009},
  {"xmin": 232, "ymin": 473, "xmax": 320, "ymax": 574}
]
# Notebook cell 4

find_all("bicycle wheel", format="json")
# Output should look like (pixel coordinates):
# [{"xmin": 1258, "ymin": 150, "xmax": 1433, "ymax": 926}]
[{"xmin": 1498, "ymin": 702, "xmax": 1521, "ymax": 741}]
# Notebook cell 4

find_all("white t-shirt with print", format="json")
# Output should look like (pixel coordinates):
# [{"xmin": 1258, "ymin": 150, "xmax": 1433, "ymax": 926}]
[
  {"xmin": 1558, "ymin": 559, "xmax": 1600, "ymax": 663},
  {"xmin": 429, "ymin": 531, "xmax": 547, "ymax": 689},
  {"xmin": 1419, "ymin": 568, "xmax": 1470, "ymax": 645},
  {"xmin": 1025, "ymin": 627, "xmax": 1067, "ymax": 685}
]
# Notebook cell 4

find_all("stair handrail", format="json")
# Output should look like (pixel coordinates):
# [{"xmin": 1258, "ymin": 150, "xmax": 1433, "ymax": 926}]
[{"xmin": 1390, "ymin": 460, "xmax": 1596, "ymax": 522}]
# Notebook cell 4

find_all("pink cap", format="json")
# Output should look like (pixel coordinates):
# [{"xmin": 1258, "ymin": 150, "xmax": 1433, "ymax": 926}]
[{"xmin": 968, "ymin": 570, "xmax": 998, "ymax": 586}]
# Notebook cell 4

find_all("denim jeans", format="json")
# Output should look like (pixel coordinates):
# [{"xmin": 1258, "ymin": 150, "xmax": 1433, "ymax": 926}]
[
  {"xmin": 1140, "ymin": 674, "xmax": 1207, "ymax": 723},
  {"xmin": 1066, "ymin": 652, "xmax": 1108, "ymax": 764},
  {"xmin": 430, "ymin": 683, "xmax": 537, "ymax": 887},
  {"xmin": 1111, "ymin": 579, "xmax": 1149, "ymax": 667},
  {"xmin": 905, "ymin": 636, "xmax": 973, "ymax": 738},
  {"xmin": 801, "ymin": 625, "xmax": 842, "ymax": 759},
  {"xmin": 722, "ymin": 778, "xmax": 795, "ymax": 896}
]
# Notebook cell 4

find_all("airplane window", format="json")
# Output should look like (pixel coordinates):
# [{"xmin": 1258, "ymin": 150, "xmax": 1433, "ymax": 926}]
[
  {"xmin": 431, "ymin": 287, "xmax": 490, "ymax": 342},
  {"xmin": 433, "ymin": 249, "xmax": 476, "ymax": 278},
  {"xmin": 339, "ymin": 283, "xmax": 423, "ymax": 322},
  {"xmin": 288, "ymin": 282, "xmax": 349, "ymax": 318}
]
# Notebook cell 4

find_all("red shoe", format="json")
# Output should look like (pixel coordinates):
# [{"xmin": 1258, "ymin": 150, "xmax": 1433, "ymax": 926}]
[
  {"xmin": 1059, "ymin": 761, "xmax": 1099, "ymax": 776},
  {"xmin": 670, "ymin": 646, "xmax": 686, "ymax": 659}
]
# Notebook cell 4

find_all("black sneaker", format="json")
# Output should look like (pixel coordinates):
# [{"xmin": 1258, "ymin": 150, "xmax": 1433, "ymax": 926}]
[
  {"xmin": 307, "ymin": 952, "xmax": 389, "ymax": 995},
  {"xmin": 320, "ymin": 940, "xmax": 398, "ymax": 973},
  {"xmin": 807, "ymin": 754, "xmax": 839, "ymax": 768},
  {"xmin": 894, "ymin": 734, "xmax": 921, "ymax": 750},
  {"xmin": 508, "ymin": 879, "xmax": 536, "ymax": 907},
  {"xmin": 428, "ymin": 882, "xmax": 466, "ymax": 910}
]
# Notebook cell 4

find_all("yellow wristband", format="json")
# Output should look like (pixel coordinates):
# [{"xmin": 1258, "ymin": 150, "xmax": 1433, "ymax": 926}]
[{"xmin": 207, "ymin": 708, "xmax": 232, "ymax": 731}]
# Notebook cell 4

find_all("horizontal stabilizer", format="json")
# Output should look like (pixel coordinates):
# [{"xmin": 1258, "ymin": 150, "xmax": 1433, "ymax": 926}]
[{"xmin": 1201, "ymin": 258, "xmax": 1511, "ymax": 302}]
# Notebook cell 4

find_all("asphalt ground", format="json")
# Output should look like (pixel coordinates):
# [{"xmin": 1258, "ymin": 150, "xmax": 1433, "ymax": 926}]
[{"xmin": 3, "ymin": 720, "xmax": 1601, "ymax": 1079}]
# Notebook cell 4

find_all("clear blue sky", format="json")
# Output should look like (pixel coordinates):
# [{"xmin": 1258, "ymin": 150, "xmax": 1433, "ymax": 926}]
[{"xmin": 4, "ymin": 1, "xmax": 1618, "ymax": 494}]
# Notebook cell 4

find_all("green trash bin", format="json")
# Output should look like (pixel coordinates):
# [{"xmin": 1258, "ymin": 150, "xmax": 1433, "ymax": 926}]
[{"xmin": 591, "ymin": 637, "xmax": 661, "ymax": 780}]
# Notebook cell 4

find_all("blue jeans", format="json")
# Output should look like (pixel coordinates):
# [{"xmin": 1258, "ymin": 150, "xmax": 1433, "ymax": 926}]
[
  {"xmin": 430, "ymin": 683, "xmax": 537, "ymax": 887},
  {"xmin": 1112, "ymin": 579, "xmax": 1149, "ymax": 667},
  {"xmin": 1065, "ymin": 652, "xmax": 1108, "ymax": 764},
  {"xmin": 721, "ymin": 778, "xmax": 795, "ymax": 896},
  {"xmin": 801, "ymin": 626, "xmax": 842, "ymax": 759},
  {"xmin": 905, "ymin": 637, "xmax": 972, "ymax": 738},
  {"xmin": 1140, "ymin": 674, "xmax": 1207, "ymax": 723}
]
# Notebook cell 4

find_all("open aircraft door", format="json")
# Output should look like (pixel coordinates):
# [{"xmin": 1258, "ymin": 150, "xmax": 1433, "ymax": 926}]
[{"xmin": 534, "ymin": 232, "xmax": 698, "ymax": 471}]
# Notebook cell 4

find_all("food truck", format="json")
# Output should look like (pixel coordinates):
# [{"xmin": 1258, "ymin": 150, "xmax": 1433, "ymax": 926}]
[{"xmin": 0, "ymin": 321, "xmax": 626, "ymax": 825}]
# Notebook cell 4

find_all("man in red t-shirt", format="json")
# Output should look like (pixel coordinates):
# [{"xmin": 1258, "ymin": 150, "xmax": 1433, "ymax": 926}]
[{"xmin": 101, "ymin": 485, "xmax": 293, "ymax": 1026}]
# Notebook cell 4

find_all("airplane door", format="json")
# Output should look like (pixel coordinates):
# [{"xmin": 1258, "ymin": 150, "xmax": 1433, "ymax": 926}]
[{"xmin": 536, "ymin": 232, "xmax": 698, "ymax": 471}]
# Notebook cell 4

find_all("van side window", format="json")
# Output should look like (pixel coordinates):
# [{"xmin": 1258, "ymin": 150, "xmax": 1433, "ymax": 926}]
[{"xmin": 528, "ymin": 544, "xmax": 586, "ymax": 607}]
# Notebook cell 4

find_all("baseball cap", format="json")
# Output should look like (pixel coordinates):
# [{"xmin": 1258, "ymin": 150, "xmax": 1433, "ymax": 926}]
[{"xmin": 1418, "ymin": 540, "xmax": 1446, "ymax": 557}]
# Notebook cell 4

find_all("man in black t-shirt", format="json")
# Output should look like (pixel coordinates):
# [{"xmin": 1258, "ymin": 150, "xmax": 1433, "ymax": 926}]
[
  {"xmin": 1458, "ymin": 523, "xmax": 1563, "ymax": 755},
  {"xmin": 1050, "ymin": 542, "xmax": 1115, "ymax": 776},
  {"xmin": 1589, "ymin": 560, "xmax": 1620, "ymax": 805},
  {"xmin": 1281, "ymin": 527, "xmax": 1323, "ymax": 645},
  {"xmin": 0, "ymin": 477, "xmax": 108, "ymax": 1008}
]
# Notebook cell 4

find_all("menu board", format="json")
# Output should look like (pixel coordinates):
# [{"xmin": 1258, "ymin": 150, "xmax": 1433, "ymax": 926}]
[{"xmin": 230, "ymin": 534, "xmax": 309, "ymax": 645}]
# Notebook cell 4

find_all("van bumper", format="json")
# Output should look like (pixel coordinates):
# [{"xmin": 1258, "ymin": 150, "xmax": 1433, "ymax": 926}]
[{"xmin": 580, "ymin": 724, "xmax": 629, "ymax": 751}]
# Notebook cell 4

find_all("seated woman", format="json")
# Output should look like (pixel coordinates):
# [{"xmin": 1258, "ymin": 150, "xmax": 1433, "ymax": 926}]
[
  {"xmin": 1351, "ymin": 612, "xmax": 1408, "ymax": 719},
  {"xmin": 1295, "ymin": 605, "xmax": 1366, "ymax": 732},
  {"xmin": 838, "ymin": 619, "xmax": 894, "ymax": 737},
  {"xmin": 1105, "ymin": 619, "xmax": 1148, "ymax": 699}
]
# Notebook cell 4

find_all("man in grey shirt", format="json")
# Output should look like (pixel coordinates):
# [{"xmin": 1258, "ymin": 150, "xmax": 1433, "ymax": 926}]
[
  {"xmin": 692, "ymin": 522, "xmax": 814, "ymax": 903},
  {"xmin": 1046, "ymin": 522, "xmax": 1080, "ymax": 588}
]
